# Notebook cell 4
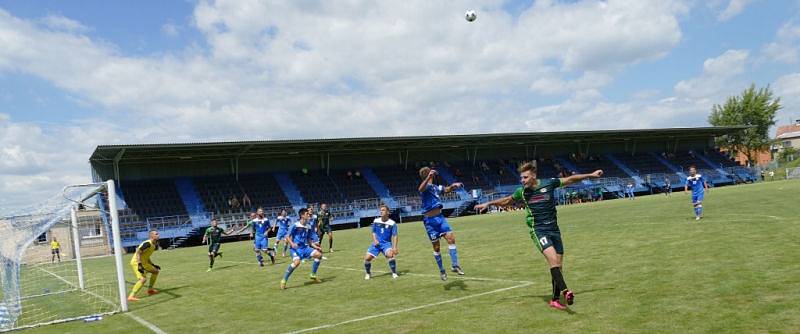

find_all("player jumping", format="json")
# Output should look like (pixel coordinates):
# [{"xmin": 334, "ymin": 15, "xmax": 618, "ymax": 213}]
[
  {"xmin": 418, "ymin": 167, "xmax": 464, "ymax": 281},
  {"xmin": 280, "ymin": 208, "xmax": 324, "ymax": 289},
  {"xmin": 684, "ymin": 166, "xmax": 709, "ymax": 220},
  {"xmin": 364, "ymin": 205, "xmax": 399, "ymax": 280},
  {"xmin": 273, "ymin": 209, "xmax": 291, "ymax": 257},
  {"xmin": 128, "ymin": 230, "xmax": 161, "ymax": 301},
  {"xmin": 203, "ymin": 218, "xmax": 231, "ymax": 272},
  {"xmin": 238, "ymin": 208, "xmax": 275, "ymax": 266},
  {"xmin": 475, "ymin": 162, "xmax": 603, "ymax": 310}
]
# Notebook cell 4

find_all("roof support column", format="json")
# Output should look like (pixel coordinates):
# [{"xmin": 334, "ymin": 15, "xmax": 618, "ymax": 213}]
[
  {"xmin": 404, "ymin": 150, "xmax": 409, "ymax": 170},
  {"xmin": 112, "ymin": 149, "xmax": 125, "ymax": 183},
  {"xmin": 326, "ymin": 153, "xmax": 331, "ymax": 176}
]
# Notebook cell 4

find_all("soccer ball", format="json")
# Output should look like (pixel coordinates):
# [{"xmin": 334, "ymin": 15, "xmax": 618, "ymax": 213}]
[{"xmin": 465, "ymin": 10, "xmax": 477, "ymax": 22}]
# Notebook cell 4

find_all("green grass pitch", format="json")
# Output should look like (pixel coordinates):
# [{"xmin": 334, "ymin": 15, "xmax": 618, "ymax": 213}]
[{"xmin": 16, "ymin": 180, "xmax": 800, "ymax": 333}]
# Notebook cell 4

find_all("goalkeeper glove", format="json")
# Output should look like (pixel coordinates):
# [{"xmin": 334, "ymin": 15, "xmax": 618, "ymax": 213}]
[{"xmin": 137, "ymin": 263, "xmax": 145, "ymax": 274}]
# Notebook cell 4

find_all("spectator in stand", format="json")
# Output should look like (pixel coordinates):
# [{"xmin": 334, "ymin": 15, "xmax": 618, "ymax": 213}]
[
  {"xmin": 347, "ymin": 170, "xmax": 353, "ymax": 180},
  {"xmin": 354, "ymin": 170, "xmax": 362, "ymax": 178},
  {"xmin": 663, "ymin": 177, "xmax": 672, "ymax": 196},
  {"xmin": 626, "ymin": 183, "xmax": 635, "ymax": 200},
  {"xmin": 229, "ymin": 195, "xmax": 241, "ymax": 210},
  {"xmin": 760, "ymin": 170, "xmax": 765, "ymax": 181},
  {"xmin": 455, "ymin": 168, "xmax": 463, "ymax": 177},
  {"xmin": 242, "ymin": 193, "xmax": 252, "ymax": 208},
  {"xmin": 302, "ymin": 167, "xmax": 309, "ymax": 176}
]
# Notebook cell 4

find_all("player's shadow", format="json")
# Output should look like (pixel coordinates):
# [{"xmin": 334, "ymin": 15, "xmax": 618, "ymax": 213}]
[
  {"xmin": 302, "ymin": 275, "xmax": 338, "ymax": 286},
  {"xmin": 211, "ymin": 264, "xmax": 237, "ymax": 271},
  {"xmin": 443, "ymin": 279, "xmax": 467, "ymax": 291},
  {"xmin": 126, "ymin": 285, "xmax": 189, "ymax": 309},
  {"xmin": 502, "ymin": 287, "xmax": 615, "ymax": 315}
]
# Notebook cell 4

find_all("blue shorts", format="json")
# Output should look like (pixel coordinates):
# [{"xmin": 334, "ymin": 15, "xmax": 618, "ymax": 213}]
[
  {"xmin": 291, "ymin": 246, "xmax": 315, "ymax": 260},
  {"xmin": 276, "ymin": 228, "xmax": 288, "ymax": 241},
  {"xmin": 254, "ymin": 237, "xmax": 269, "ymax": 250},
  {"xmin": 423, "ymin": 214, "xmax": 452, "ymax": 242},
  {"xmin": 367, "ymin": 242, "xmax": 394, "ymax": 257},
  {"xmin": 692, "ymin": 193, "xmax": 704, "ymax": 204}
]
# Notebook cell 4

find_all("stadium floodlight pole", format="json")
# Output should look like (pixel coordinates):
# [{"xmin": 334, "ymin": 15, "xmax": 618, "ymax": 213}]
[
  {"xmin": 106, "ymin": 180, "xmax": 128, "ymax": 312},
  {"xmin": 70, "ymin": 206, "xmax": 85, "ymax": 290}
]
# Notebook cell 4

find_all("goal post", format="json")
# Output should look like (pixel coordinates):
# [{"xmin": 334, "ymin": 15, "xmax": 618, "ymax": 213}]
[{"xmin": 0, "ymin": 180, "xmax": 127, "ymax": 332}]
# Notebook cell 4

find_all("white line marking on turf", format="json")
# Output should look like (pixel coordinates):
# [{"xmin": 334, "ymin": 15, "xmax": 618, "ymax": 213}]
[
  {"xmin": 222, "ymin": 260, "xmax": 532, "ymax": 284},
  {"xmin": 127, "ymin": 312, "xmax": 168, "ymax": 334},
  {"xmin": 284, "ymin": 282, "xmax": 533, "ymax": 334},
  {"xmin": 37, "ymin": 266, "xmax": 168, "ymax": 334}
]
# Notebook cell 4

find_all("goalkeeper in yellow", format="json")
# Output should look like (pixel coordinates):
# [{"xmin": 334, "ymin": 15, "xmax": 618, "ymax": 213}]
[{"xmin": 128, "ymin": 230, "xmax": 161, "ymax": 301}]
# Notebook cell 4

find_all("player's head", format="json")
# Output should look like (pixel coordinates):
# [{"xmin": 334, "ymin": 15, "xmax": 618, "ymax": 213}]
[
  {"xmin": 307, "ymin": 205, "xmax": 315, "ymax": 214},
  {"xmin": 256, "ymin": 207, "xmax": 264, "ymax": 217},
  {"xmin": 419, "ymin": 167, "xmax": 432, "ymax": 180},
  {"xmin": 211, "ymin": 218, "xmax": 218, "ymax": 227},
  {"xmin": 517, "ymin": 161, "xmax": 537, "ymax": 187},
  {"xmin": 298, "ymin": 208, "xmax": 309, "ymax": 222},
  {"xmin": 321, "ymin": 203, "xmax": 328, "ymax": 210},
  {"xmin": 280, "ymin": 209, "xmax": 287, "ymax": 216},
  {"xmin": 149, "ymin": 229, "xmax": 160, "ymax": 241},
  {"xmin": 249, "ymin": 212, "xmax": 257, "ymax": 219},
  {"xmin": 689, "ymin": 165, "xmax": 697, "ymax": 175},
  {"xmin": 379, "ymin": 204, "xmax": 390, "ymax": 218},
  {"xmin": 52, "ymin": 237, "xmax": 57, "ymax": 242}
]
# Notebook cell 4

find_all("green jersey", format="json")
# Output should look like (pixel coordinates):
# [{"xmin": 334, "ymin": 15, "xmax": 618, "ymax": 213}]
[
  {"xmin": 512, "ymin": 178, "xmax": 562, "ymax": 231},
  {"xmin": 205, "ymin": 226, "xmax": 225, "ymax": 244}
]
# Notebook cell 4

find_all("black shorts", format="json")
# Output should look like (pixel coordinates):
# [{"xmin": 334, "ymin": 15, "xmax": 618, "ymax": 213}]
[
  {"xmin": 51, "ymin": 249, "xmax": 60, "ymax": 255},
  {"xmin": 321, "ymin": 224, "xmax": 332, "ymax": 233},
  {"xmin": 208, "ymin": 243, "xmax": 221, "ymax": 254},
  {"xmin": 530, "ymin": 229, "xmax": 563, "ymax": 254}
]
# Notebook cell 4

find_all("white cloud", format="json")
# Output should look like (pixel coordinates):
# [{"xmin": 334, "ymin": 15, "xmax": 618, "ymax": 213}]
[
  {"xmin": 762, "ymin": 20, "xmax": 800, "ymax": 64},
  {"xmin": 0, "ymin": 1, "xmax": 692, "ymax": 213},
  {"xmin": 774, "ymin": 73, "xmax": 800, "ymax": 124},
  {"xmin": 674, "ymin": 49, "xmax": 750, "ymax": 98},
  {"xmin": 161, "ymin": 22, "xmax": 180, "ymax": 38},
  {"xmin": 39, "ymin": 14, "xmax": 91, "ymax": 33},
  {"xmin": 710, "ymin": 0, "xmax": 755, "ymax": 21}
]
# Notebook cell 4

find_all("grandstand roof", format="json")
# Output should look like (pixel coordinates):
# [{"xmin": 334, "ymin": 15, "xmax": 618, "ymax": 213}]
[{"xmin": 90, "ymin": 126, "xmax": 748, "ymax": 163}]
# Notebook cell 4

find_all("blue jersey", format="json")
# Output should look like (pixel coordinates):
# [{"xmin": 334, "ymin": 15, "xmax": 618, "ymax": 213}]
[
  {"xmin": 420, "ymin": 184, "xmax": 445, "ymax": 214},
  {"xmin": 250, "ymin": 218, "xmax": 271, "ymax": 238},
  {"xmin": 275, "ymin": 216, "xmax": 291, "ymax": 230},
  {"xmin": 372, "ymin": 217, "xmax": 398, "ymax": 244},
  {"xmin": 685, "ymin": 174, "xmax": 706, "ymax": 195},
  {"xmin": 287, "ymin": 222, "xmax": 315, "ymax": 248}
]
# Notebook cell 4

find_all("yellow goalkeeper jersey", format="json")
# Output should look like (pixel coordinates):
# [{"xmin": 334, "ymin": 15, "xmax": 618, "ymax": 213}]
[
  {"xmin": 50, "ymin": 240, "xmax": 60, "ymax": 250},
  {"xmin": 130, "ymin": 239, "xmax": 157, "ymax": 265}
]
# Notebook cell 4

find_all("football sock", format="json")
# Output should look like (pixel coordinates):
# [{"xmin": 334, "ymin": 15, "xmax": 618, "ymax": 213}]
[
  {"xmin": 148, "ymin": 272, "xmax": 158, "ymax": 288},
  {"xmin": 329, "ymin": 238, "xmax": 333, "ymax": 250},
  {"xmin": 312, "ymin": 258, "xmax": 321, "ymax": 274},
  {"xmin": 256, "ymin": 253, "xmax": 263, "ymax": 264},
  {"xmin": 550, "ymin": 267, "xmax": 568, "ymax": 295},
  {"xmin": 448, "ymin": 245, "xmax": 459, "ymax": 267},
  {"xmin": 697, "ymin": 205, "xmax": 703, "ymax": 217},
  {"xmin": 552, "ymin": 277, "xmax": 559, "ymax": 301},
  {"xmin": 433, "ymin": 252, "xmax": 445, "ymax": 272},
  {"xmin": 209, "ymin": 254, "xmax": 215, "ymax": 268},
  {"xmin": 388, "ymin": 259, "xmax": 397, "ymax": 274},
  {"xmin": 129, "ymin": 280, "xmax": 144, "ymax": 297},
  {"xmin": 284, "ymin": 263, "xmax": 296, "ymax": 281},
  {"xmin": 364, "ymin": 261, "xmax": 372, "ymax": 275},
  {"xmin": 694, "ymin": 207, "xmax": 701, "ymax": 217}
]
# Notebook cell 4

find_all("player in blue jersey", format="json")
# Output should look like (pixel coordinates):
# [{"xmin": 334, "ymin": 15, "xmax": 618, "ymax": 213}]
[
  {"xmin": 684, "ymin": 166, "xmax": 709, "ymax": 220},
  {"xmin": 273, "ymin": 209, "xmax": 292, "ymax": 257},
  {"xmin": 364, "ymin": 205, "xmax": 399, "ymax": 280},
  {"xmin": 280, "ymin": 208, "xmax": 324, "ymax": 289},
  {"xmin": 418, "ymin": 167, "xmax": 464, "ymax": 281},
  {"xmin": 237, "ymin": 207, "xmax": 275, "ymax": 266}
]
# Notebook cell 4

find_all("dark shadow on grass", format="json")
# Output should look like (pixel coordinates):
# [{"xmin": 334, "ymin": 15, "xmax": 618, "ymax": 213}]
[
  {"xmin": 443, "ymin": 279, "xmax": 467, "ymax": 291},
  {"xmin": 127, "ymin": 285, "xmax": 188, "ymax": 309},
  {"xmin": 301, "ymin": 275, "xmax": 338, "ymax": 286},
  {"xmin": 210, "ymin": 264, "xmax": 237, "ymax": 271}
]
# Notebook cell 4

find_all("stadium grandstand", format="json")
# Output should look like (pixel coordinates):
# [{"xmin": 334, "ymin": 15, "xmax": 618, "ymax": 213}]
[{"xmin": 88, "ymin": 126, "xmax": 757, "ymax": 250}]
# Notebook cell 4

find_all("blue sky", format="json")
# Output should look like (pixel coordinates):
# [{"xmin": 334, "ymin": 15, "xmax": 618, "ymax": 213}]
[{"xmin": 1, "ymin": 0, "xmax": 799, "ymax": 213}]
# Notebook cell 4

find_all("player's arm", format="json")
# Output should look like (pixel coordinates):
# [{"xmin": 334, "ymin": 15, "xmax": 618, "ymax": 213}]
[
  {"xmin": 202, "ymin": 228, "xmax": 209, "ymax": 244},
  {"xmin": 474, "ymin": 195, "xmax": 515, "ymax": 213},
  {"xmin": 286, "ymin": 234, "xmax": 297, "ymax": 249},
  {"xmin": 371, "ymin": 231, "xmax": 379, "ymax": 246},
  {"xmin": 443, "ymin": 182, "xmax": 463, "ymax": 193},
  {"xmin": 560, "ymin": 170, "xmax": 603, "ymax": 186},
  {"xmin": 417, "ymin": 169, "xmax": 436, "ymax": 192}
]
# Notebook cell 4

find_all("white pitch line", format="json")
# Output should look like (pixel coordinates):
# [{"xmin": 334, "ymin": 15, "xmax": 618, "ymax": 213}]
[
  {"xmin": 223, "ymin": 260, "xmax": 533, "ymax": 284},
  {"xmin": 37, "ymin": 266, "xmax": 167, "ymax": 334},
  {"xmin": 284, "ymin": 282, "xmax": 533, "ymax": 334}
]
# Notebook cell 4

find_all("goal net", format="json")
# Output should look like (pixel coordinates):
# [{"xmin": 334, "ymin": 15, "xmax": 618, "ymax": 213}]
[
  {"xmin": 786, "ymin": 167, "xmax": 800, "ymax": 180},
  {"xmin": 0, "ymin": 181, "xmax": 127, "ymax": 331}
]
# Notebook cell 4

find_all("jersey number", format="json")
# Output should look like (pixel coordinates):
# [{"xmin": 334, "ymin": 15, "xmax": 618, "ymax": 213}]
[{"xmin": 539, "ymin": 237, "xmax": 548, "ymax": 246}]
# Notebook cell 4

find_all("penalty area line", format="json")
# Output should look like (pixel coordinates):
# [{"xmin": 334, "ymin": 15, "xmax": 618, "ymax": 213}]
[{"xmin": 283, "ymin": 282, "xmax": 533, "ymax": 334}]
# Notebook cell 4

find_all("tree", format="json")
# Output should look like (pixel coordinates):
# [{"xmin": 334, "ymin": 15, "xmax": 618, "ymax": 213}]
[{"xmin": 708, "ymin": 84, "xmax": 781, "ymax": 165}]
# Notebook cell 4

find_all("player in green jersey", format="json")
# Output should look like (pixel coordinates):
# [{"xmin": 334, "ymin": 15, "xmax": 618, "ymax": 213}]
[
  {"xmin": 475, "ymin": 161, "xmax": 602, "ymax": 310},
  {"xmin": 203, "ymin": 218, "xmax": 232, "ymax": 272}
]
